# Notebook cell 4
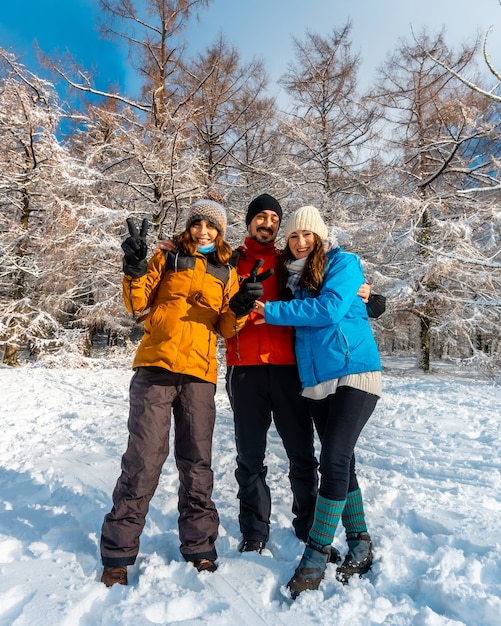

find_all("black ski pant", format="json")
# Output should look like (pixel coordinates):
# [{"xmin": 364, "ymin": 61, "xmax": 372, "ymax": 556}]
[
  {"xmin": 307, "ymin": 385, "xmax": 378, "ymax": 501},
  {"xmin": 226, "ymin": 364, "xmax": 318, "ymax": 543},
  {"xmin": 100, "ymin": 367, "xmax": 219, "ymax": 567}
]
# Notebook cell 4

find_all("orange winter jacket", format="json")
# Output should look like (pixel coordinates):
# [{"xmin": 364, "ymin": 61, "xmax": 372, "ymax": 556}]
[
  {"xmin": 124, "ymin": 249, "xmax": 246, "ymax": 384},
  {"xmin": 225, "ymin": 238, "xmax": 296, "ymax": 367}
]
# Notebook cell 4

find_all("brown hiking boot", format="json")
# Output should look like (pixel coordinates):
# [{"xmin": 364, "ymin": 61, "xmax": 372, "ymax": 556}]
[
  {"xmin": 193, "ymin": 558, "xmax": 217, "ymax": 573},
  {"xmin": 101, "ymin": 566, "xmax": 128, "ymax": 587}
]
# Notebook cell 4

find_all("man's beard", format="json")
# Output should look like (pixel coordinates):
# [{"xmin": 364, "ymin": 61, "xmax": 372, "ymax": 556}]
[{"xmin": 253, "ymin": 228, "xmax": 274, "ymax": 244}]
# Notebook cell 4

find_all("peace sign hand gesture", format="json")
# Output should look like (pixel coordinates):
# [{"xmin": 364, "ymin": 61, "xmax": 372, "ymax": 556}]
[
  {"xmin": 229, "ymin": 259, "xmax": 274, "ymax": 317},
  {"xmin": 122, "ymin": 218, "xmax": 149, "ymax": 277}
]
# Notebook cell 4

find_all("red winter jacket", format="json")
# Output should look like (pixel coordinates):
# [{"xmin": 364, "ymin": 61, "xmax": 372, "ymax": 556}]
[{"xmin": 225, "ymin": 238, "xmax": 296, "ymax": 366}]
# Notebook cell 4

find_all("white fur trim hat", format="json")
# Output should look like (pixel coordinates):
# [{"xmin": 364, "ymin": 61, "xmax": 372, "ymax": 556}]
[
  {"xmin": 283, "ymin": 205, "xmax": 329, "ymax": 241},
  {"xmin": 185, "ymin": 199, "xmax": 227, "ymax": 235}
]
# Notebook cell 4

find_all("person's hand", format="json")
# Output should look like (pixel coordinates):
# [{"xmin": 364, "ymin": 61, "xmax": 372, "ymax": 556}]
[
  {"xmin": 357, "ymin": 282, "xmax": 371, "ymax": 304},
  {"xmin": 122, "ymin": 218, "xmax": 149, "ymax": 277},
  {"xmin": 253, "ymin": 300, "xmax": 266, "ymax": 325},
  {"xmin": 229, "ymin": 259, "xmax": 273, "ymax": 317},
  {"xmin": 153, "ymin": 239, "xmax": 176, "ymax": 254},
  {"xmin": 254, "ymin": 300, "xmax": 265, "ymax": 316}
]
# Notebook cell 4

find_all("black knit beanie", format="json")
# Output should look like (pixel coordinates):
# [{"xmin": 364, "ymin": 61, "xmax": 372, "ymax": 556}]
[{"xmin": 245, "ymin": 193, "xmax": 283, "ymax": 227}]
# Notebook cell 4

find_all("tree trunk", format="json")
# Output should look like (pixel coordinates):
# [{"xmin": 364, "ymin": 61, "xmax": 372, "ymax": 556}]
[
  {"xmin": 3, "ymin": 343, "xmax": 19, "ymax": 366},
  {"xmin": 419, "ymin": 315, "xmax": 431, "ymax": 371}
]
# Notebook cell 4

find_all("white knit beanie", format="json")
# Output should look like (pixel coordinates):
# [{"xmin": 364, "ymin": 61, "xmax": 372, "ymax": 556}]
[
  {"xmin": 185, "ymin": 199, "xmax": 227, "ymax": 236},
  {"xmin": 283, "ymin": 205, "xmax": 329, "ymax": 241}
]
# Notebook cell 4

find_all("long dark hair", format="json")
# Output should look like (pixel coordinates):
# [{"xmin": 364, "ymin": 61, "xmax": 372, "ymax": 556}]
[
  {"xmin": 278, "ymin": 233, "xmax": 328, "ymax": 296},
  {"xmin": 172, "ymin": 229, "xmax": 232, "ymax": 265}
]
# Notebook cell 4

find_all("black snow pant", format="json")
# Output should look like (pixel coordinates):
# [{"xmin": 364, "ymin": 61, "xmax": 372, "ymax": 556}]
[
  {"xmin": 100, "ymin": 366, "xmax": 219, "ymax": 567},
  {"xmin": 307, "ymin": 385, "xmax": 378, "ymax": 501},
  {"xmin": 226, "ymin": 364, "xmax": 318, "ymax": 543}
]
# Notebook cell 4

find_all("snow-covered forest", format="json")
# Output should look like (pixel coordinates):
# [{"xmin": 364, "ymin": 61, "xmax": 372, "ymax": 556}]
[{"xmin": 0, "ymin": 0, "xmax": 500, "ymax": 373}]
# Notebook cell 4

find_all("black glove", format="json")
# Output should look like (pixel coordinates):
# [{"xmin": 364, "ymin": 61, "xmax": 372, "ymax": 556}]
[
  {"xmin": 366, "ymin": 294, "xmax": 386, "ymax": 319},
  {"xmin": 229, "ymin": 259, "xmax": 274, "ymax": 317},
  {"xmin": 122, "ymin": 217, "xmax": 149, "ymax": 277}
]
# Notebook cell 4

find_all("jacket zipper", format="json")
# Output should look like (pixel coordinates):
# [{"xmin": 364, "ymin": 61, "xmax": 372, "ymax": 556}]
[{"xmin": 338, "ymin": 326, "xmax": 350, "ymax": 367}]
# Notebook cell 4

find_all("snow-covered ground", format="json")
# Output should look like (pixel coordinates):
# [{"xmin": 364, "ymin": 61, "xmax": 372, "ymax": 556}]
[{"xmin": 0, "ymin": 356, "xmax": 500, "ymax": 626}]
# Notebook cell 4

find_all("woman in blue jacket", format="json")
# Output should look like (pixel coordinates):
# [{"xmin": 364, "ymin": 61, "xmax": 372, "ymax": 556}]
[{"xmin": 255, "ymin": 205, "xmax": 382, "ymax": 599}]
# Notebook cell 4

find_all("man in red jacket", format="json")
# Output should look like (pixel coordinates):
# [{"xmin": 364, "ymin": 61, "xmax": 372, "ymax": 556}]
[{"xmin": 225, "ymin": 194, "xmax": 318, "ymax": 552}]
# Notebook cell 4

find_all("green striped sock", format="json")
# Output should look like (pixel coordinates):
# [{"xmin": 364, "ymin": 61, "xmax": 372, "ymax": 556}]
[
  {"xmin": 342, "ymin": 488, "xmax": 368, "ymax": 536},
  {"xmin": 309, "ymin": 494, "xmax": 346, "ymax": 547}
]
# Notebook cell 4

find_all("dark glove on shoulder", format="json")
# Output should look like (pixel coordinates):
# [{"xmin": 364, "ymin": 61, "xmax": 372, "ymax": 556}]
[
  {"xmin": 122, "ymin": 217, "xmax": 149, "ymax": 278},
  {"xmin": 366, "ymin": 294, "xmax": 386, "ymax": 319},
  {"xmin": 229, "ymin": 259, "xmax": 273, "ymax": 317}
]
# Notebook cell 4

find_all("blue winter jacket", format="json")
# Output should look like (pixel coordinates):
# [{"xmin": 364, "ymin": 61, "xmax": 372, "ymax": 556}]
[{"xmin": 264, "ymin": 248, "xmax": 382, "ymax": 389}]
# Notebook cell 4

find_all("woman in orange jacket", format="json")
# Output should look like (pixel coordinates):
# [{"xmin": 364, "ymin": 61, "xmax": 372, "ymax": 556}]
[{"xmin": 100, "ymin": 198, "xmax": 266, "ymax": 587}]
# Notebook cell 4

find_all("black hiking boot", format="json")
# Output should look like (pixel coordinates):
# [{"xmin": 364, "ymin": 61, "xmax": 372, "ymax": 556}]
[{"xmin": 238, "ymin": 539, "xmax": 266, "ymax": 554}]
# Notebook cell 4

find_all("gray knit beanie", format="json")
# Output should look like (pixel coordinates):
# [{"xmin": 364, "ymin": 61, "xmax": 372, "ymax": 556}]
[
  {"xmin": 283, "ymin": 205, "xmax": 329, "ymax": 241},
  {"xmin": 185, "ymin": 199, "xmax": 227, "ymax": 236}
]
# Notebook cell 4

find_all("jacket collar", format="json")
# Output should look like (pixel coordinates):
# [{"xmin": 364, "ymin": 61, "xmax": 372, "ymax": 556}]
[{"xmin": 241, "ymin": 237, "xmax": 278, "ymax": 256}]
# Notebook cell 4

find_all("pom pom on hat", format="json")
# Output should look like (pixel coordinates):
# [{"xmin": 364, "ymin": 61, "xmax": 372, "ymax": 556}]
[
  {"xmin": 185, "ymin": 198, "xmax": 227, "ymax": 235},
  {"xmin": 283, "ymin": 205, "xmax": 329, "ymax": 241},
  {"xmin": 246, "ymin": 193, "xmax": 283, "ymax": 226}
]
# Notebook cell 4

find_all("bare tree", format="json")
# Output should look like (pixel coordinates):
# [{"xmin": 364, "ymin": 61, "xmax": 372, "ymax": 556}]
[
  {"xmin": 7, "ymin": 0, "xmax": 281, "ymax": 359},
  {"xmin": 0, "ymin": 50, "xmax": 66, "ymax": 365},
  {"xmin": 39, "ymin": 1, "xmax": 216, "ymax": 236},
  {"xmin": 184, "ymin": 37, "xmax": 272, "ymax": 183},
  {"xmin": 423, "ymin": 21, "xmax": 501, "ymax": 196},
  {"xmin": 278, "ymin": 23, "xmax": 378, "ymax": 209},
  {"xmin": 369, "ymin": 29, "xmax": 501, "ymax": 370},
  {"xmin": 89, "ymin": 3, "xmax": 281, "ymax": 238},
  {"xmin": 0, "ymin": 48, "xmax": 141, "ymax": 364}
]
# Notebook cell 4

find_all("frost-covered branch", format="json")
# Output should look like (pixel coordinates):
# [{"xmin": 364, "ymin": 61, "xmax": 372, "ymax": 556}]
[
  {"xmin": 425, "ymin": 27, "xmax": 501, "ymax": 103},
  {"xmin": 413, "ymin": 241, "xmax": 501, "ymax": 267}
]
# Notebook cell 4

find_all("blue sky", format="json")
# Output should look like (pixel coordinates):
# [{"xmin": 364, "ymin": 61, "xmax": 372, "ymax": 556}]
[{"xmin": 1, "ymin": 0, "xmax": 501, "ymax": 99}]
